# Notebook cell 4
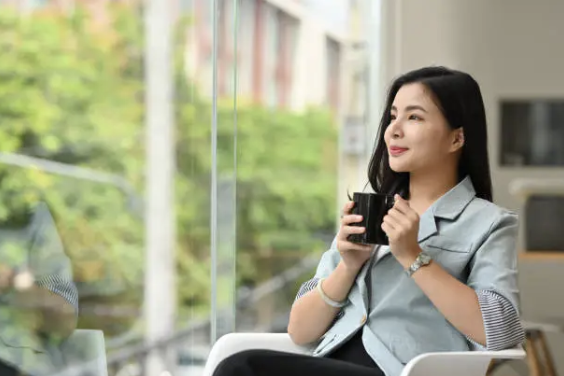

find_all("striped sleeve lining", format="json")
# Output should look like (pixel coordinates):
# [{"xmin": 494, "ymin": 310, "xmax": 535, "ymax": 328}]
[
  {"xmin": 294, "ymin": 277, "xmax": 321, "ymax": 303},
  {"xmin": 467, "ymin": 290, "xmax": 525, "ymax": 350},
  {"xmin": 293, "ymin": 278, "xmax": 344, "ymax": 321},
  {"xmin": 36, "ymin": 274, "xmax": 79, "ymax": 315}
]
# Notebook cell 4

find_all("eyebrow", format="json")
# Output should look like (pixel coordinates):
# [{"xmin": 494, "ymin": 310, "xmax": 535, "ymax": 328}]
[{"xmin": 391, "ymin": 105, "xmax": 428, "ymax": 113}]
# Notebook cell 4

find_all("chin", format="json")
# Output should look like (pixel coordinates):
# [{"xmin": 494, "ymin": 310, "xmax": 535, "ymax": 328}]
[{"xmin": 389, "ymin": 161, "xmax": 411, "ymax": 173}]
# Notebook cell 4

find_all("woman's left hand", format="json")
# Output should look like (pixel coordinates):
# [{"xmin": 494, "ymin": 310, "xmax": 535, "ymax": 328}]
[{"xmin": 382, "ymin": 194, "xmax": 421, "ymax": 265}]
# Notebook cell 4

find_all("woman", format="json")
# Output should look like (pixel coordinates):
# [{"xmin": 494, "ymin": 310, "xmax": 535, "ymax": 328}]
[
  {"xmin": 213, "ymin": 66, "xmax": 525, "ymax": 376},
  {"xmin": 0, "ymin": 202, "xmax": 78, "ymax": 376}
]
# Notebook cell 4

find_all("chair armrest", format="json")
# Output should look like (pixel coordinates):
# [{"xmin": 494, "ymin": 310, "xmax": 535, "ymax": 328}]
[
  {"xmin": 203, "ymin": 333, "xmax": 526, "ymax": 376},
  {"xmin": 400, "ymin": 346, "xmax": 526, "ymax": 376},
  {"xmin": 203, "ymin": 333, "xmax": 312, "ymax": 376}
]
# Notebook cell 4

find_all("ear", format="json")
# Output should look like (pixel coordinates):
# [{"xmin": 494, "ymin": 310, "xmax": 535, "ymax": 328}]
[{"xmin": 450, "ymin": 129, "xmax": 465, "ymax": 152}]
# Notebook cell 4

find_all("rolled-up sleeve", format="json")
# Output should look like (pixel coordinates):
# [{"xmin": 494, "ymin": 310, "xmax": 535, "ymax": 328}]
[
  {"xmin": 293, "ymin": 276, "xmax": 345, "ymax": 323},
  {"xmin": 35, "ymin": 274, "xmax": 79, "ymax": 314},
  {"xmin": 27, "ymin": 203, "xmax": 79, "ymax": 314},
  {"xmin": 293, "ymin": 237, "xmax": 341, "ymax": 302},
  {"xmin": 466, "ymin": 290, "xmax": 525, "ymax": 350},
  {"xmin": 292, "ymin": 238, "xmax": 347, "ymax": 323},
  {"xmin": 294, "ymin": 277, "xmax": 321, "ymax": 303},
  {"xmin": 466, "ymin": 211, "xmax": 524, "ymax": 349}
]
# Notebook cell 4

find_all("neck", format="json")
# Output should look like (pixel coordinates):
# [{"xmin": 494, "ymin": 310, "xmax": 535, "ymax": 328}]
[{"xmin": 408, "ymin": 168, "xmax": 459, "ymax": 214}]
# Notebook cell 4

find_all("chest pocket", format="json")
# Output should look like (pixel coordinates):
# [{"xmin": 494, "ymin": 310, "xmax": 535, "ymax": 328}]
[{"xmin": 422, "ymin": 236, "xmax": 473, "ymax": 280}]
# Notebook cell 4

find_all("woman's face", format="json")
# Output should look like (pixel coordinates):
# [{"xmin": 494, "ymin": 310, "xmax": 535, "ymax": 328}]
[{"xmin": 384, "ymin": 83, "xmax": 464, "ymax": 174}]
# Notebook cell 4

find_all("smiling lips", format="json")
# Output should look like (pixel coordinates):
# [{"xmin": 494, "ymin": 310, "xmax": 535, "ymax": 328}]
[{"xmin": 389, "ymin": 146, "xmax": 409, "ymax": 156}]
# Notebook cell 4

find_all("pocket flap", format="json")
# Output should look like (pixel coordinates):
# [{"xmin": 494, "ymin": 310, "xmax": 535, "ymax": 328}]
[{"xmin": 313, "ymin": 334, "xmax": 337, "ymax": 355}]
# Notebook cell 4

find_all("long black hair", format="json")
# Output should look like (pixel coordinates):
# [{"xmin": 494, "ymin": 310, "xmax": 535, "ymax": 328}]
[{"xmin": 367, "ymin": 66, "xmax": 493, "ymax": 202}]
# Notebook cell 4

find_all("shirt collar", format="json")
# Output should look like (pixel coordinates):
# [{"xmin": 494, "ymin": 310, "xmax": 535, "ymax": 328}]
[{"xmin": 430, "ymin": 175, "xmax": 477, "ymax": 220}]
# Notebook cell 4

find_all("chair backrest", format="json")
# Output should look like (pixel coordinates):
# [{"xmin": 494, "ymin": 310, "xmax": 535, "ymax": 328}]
[{"xmin": 57, "ymin": 329, "xmax": 108, "ymax": 376}]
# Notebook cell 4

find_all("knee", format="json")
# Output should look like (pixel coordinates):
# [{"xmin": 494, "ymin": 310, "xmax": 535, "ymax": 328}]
[{"xmin": 212, "ymin": 350, "xmax": 263, "ymax": 376}]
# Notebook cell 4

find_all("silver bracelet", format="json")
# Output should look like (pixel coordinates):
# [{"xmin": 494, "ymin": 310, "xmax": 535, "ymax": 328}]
[{"xmin": 316, "ymin": 278, "xmax": 347, "ymax": 308}]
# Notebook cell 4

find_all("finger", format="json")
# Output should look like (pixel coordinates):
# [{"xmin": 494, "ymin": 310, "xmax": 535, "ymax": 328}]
[
  {"xmin": 341, "ymin": 214, "xmax": 363, "ymax": 226},
  {"xmin": 386, "ymin": 207, "xmax": 403, "ymax": 221},
  {"xmin": 386, "ymin": 207, "xmax": 411, "ymax": 227},
  {"xmin": 394, "ymin": 200, "xmax": 420, "ymax": 223},
  {"xmin": 342, "ymin": 201, "xmax": 355, "ymax": 216},
  {"xmin": 341, "ymin": 225, "xmax": 366, "ymax": 237},
  {"xmin": 381, "ymin": 221, "xmax": 394, "ymax": 236},
  {"xmin": 383, "ymin": 214, "xmax": 401, "ymax": 230},
  {"xmin": 392, "ymin": 196, "xmax": 411, "ymax": 215}
]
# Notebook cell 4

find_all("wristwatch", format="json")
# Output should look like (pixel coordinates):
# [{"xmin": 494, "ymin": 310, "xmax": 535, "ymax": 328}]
[{"xmin": 406, "ymin": 252, "xmax": 432, "ymax": 277}]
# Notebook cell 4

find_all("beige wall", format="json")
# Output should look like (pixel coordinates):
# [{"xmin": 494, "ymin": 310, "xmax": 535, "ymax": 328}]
[
  {"xmin": 383, "ymin": 0, "xmax": 564, "ymax": 222},
  {"xmin": 379, "ymin": 0, "xmax": 564, "ymax": 373}
]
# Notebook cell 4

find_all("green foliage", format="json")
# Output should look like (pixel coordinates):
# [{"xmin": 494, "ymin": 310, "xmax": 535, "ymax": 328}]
[
  {"xmin": 176, "ymin": 102, "xmax": 339, "ymax": 317},
  {"xmin": 0, "ymin": 5, "xmax": 145, "ymax": 334},
  {"xmin": 0, "ymin": 3, "xmax": 338, "ymax": 336}
]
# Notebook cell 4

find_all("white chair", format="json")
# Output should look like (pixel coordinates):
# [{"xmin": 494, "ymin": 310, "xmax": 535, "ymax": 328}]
[{"xmin": 203, "ymin": 333, "xmax": 526, "ymax": 376}]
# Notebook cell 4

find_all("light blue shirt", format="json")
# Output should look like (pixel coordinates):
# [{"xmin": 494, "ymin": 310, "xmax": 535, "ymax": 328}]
[{"xmin": 298, "ymin": 176, "xmax": 524, "ymax": 376}]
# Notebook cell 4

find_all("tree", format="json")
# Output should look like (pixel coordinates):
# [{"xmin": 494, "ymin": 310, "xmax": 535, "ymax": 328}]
[
  {"xmin": 0, "ymin": 3, "xmax": 338, "ymax": 336},
  {"xmin": 0, "ymin": 5, "xmax": 145, "ymax": 334}
]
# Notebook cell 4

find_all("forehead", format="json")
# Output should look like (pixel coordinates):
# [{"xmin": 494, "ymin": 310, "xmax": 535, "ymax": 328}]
[{"xmin": 392, "ymin": 83, "xmax": 436, "ymax": 109}]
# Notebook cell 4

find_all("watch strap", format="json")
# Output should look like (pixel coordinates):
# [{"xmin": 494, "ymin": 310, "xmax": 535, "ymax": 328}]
[{"xmin": 406, "ymin": 253, "xmax": 431, "ymax": 277}]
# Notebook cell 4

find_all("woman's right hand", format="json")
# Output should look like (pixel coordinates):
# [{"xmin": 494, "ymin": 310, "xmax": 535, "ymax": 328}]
[{"xmin": 337, "ymin": 202, "xmax": 374, "ymax": 273}]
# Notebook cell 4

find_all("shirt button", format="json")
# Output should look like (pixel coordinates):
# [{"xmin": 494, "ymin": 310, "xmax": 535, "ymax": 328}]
[{"xmin": 360, "ymin": 315, "xmax": 367, "ymax": 325}]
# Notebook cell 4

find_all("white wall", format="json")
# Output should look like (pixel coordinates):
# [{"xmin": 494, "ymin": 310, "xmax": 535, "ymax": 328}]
[
  {"xmin": 385, "ymin": 0, "xmax": 564, "ymax": 215},
  {"xmin": 380, "ymin": 0, "xmax": 564, "ymax": 373}
]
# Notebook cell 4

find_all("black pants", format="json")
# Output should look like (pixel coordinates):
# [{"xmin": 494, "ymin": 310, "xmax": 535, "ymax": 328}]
[{"xmin": 213, "ymin": 331, "xmax": 385, "ymax": 376}]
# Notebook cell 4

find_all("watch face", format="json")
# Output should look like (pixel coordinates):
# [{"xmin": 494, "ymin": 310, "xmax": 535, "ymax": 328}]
[{"xmin": 420, "ymin": 253, "xmax": 432, "ymax": 264}]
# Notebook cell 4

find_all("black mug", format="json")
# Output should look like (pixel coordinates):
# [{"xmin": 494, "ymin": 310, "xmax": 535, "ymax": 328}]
[{"xmin": 347, "ymin": 192, "xmax": 395, "ymax": 245}]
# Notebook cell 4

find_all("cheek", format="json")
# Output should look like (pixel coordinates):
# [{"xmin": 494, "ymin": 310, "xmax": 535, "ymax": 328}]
[
  {"xmin": 406, "ymin": 133, "xmax": 441, "ymax": 158},
  {"xmin": 418, "ymin": 136, "xmax": 452, "ymax": 161},
  {"xmin": 434, "ymin": 133, "xmax": 455, "ymax": 153},
  {"xmin": 383, "ymin": 128, "xmax": 393, "ymax": 144}
]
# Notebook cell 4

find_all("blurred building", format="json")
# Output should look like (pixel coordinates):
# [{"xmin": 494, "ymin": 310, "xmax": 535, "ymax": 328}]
[
  {"xmin": 1, "ymin": 0, "xmax": 349, "ymax": 114},
  {"xmin": 186, "ymin": 0, "xmax": 348, "ymax": 113}
]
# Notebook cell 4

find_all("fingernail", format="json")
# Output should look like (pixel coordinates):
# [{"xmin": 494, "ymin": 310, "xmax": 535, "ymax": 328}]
[{"xmin": 356, "ymin": 215, "xmax": 363, "ymax": 220}]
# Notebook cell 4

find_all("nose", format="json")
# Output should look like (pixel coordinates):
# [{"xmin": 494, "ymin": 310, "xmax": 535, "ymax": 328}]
[{"xmin": 387, "ymin": 118, "xmax": 403, "ymax": 139}]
